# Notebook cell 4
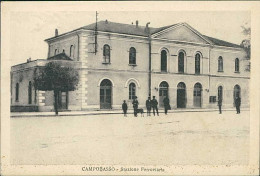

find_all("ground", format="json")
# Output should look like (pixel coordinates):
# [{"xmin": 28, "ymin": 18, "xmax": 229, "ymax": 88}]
[{"xmin": 11, "ymin": 110, "xmax": 249, "ymax": 165}]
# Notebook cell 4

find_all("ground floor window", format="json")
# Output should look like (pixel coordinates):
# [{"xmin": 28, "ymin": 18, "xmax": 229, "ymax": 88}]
[{"xmin": 129, "ymin": 83, "xmax": 136, "ymax": 100}]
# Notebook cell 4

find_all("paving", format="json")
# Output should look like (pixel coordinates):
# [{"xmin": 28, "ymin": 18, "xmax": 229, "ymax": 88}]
[{"xmin": 11, "ymin": 110, "xmax": 249, "ymax": 165}]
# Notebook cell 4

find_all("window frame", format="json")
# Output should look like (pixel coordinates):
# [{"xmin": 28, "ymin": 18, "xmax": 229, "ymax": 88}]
[
  {"xmin": 129, "ymin": 47, "xmax": 137, "ymax": 66},
  {"xmin": 218, "ymin": 56, "xmax": 223, "ymax": 72},
  {"xmin": 178, "ymin": 51, "xmax": 185, "ymax": 73},
  {"xmin": 195, "ymin": 53, "xmax": 201, "ymax": 74},
  {"xmin": 103, "ymin": 44, "xmax": 111, "ymax": 64},
  {"xmin": 28, "ymin": 81, "xmax": 32, "ymax": 104},
  {"xmin": 161, "ymin": 50, "xmax": 167, "ymax": 72},
  {"xmin": 235, "ymin": 58, "xmax": 240, "ymax": 73},
  {"xmin": 15, "ymin": 83, "xmax": 19, "ymax": 102},
  {"xmin": 128, "ymin": 82, "xmax": 136, "ymax": 100}
]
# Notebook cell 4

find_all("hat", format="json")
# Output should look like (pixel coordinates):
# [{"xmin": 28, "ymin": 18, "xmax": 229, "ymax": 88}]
[{"xmin": 153, "ymin": 96, "xmax": 155, "ymax": 98}]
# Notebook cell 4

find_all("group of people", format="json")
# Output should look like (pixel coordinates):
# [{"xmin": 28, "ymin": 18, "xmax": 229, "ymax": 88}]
[
  {"xmin": 122, "ymin": 96, "xmax": 171, "ymax": 117},
  {"xmin": 123, "ymin": 95, "xmax": 242, "ymax": 117},
  {"xmin": 217, "ymin": 96, "xmax": 241, "ymax": 114}
]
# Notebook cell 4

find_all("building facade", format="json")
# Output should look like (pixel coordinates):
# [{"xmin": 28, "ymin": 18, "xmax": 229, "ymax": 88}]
[{"xmin": 11, "ymin": 21, "xmax": 250, "ymax": 112}]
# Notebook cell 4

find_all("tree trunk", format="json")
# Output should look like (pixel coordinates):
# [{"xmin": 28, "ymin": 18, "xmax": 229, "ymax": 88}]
[{"xmin": 54, "ymin": 90, "xmax": 59, "ymax": 115}]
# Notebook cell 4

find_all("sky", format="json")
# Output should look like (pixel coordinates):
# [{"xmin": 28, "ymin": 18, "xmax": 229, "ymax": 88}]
[{"xmin": 10, "ymin": 10, "xmax": 250, "ymax": 66}]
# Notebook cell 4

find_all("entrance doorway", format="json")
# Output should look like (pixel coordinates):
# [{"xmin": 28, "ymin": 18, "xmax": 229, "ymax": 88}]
[
  {"xmin": 100, "ymin": 79, "xmax": 112, "ymax": 109},
  {"xmin": 159, "ymin": 81, "xmax": 169, "ymax": 108},
  {"xmin": 177, "ymin": 82, "xmax": 186, "ymax": 108},
  {"xmin": 193, "ymin": 83, "xmax": 202, "ymax": 107},
  {"xmin": 58, "ymin": 91, "xmax": 68, "ymax": 110}
]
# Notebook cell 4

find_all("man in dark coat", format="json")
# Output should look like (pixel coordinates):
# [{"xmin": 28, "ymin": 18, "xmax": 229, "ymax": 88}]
[
  {"xmin": 146, "ymin": 97, "xmax": 152, "ymax": 116},
  {"xmin": 218, "ymin": 98, "xmax": 222, "ymax": 114},
  {"xmin": 132, "ymin": 96, "xmax": 139, "ymax": 117},
  {"xmin": 163, "ymin": 95, "xmax": 170, "ymax": 115},
  {"xmin": 235, "ymin": 96, "xmax": 241, "ymax": 114},
  {"xmin": 122, "ymin": 100, "xmax": 128, "ymax": 117},
  {"xmin": 151, "ymin": 96, "xmax": 159, "ymax": 116}
]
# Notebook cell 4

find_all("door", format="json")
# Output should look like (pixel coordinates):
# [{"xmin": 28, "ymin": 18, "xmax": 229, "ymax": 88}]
[
  {"xmin": 177, "ymin": 82, "xmax": 186, "ymax": 108},
  {"xmin": 100, "ymin": 79, "xmax": 112, "ymax": 109},
  {"xmin": 193, "ymin": 83, "xmax": 202, "ymax": 107},
  {"xmin": 58, "ymin": 91, "xmax": 68, "ymax": 110},
  {"xmin": 159, "ymin": 81, "xmax": 169, "ymax": 107}
]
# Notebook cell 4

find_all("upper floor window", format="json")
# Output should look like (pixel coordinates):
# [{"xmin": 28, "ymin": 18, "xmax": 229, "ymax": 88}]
[
  {"xmin": 178, "ymin": 51, "xmax": 185, "ymax": 73},
  {"xmin": 235, "ymin": 58, "xmax": 239, "ymax": 72},
  {"xmin": 28, "ymin": 81, "xmax": 32, "ymax": 104},
  {"xmin": 129, "ymin": 47, "xmax": 136, "ymax": 65},
  {"xmin": 15, "ymin": 83, "xmax": 19, "ymax": 102},
  {"xmin": 161, "ymin": 50, "xmax": 167, "ymax": 72},
  {"xmin": 218, "ymin": 56, "xmax": 223, "ymax": 72},
  {"xmin": 103, "ymin": 44, "xmax": 110, "ymax": 64},
  {"xmin": 70, "ymin": 45, "xmax": 74, "ymax": 58},
  {"xmin": 129, "ymin": 83, "xmax": 136, "ymax": 100},
  {"xmin": 195, "ymin": 53, "xmax": 201, "ymax": 74}
]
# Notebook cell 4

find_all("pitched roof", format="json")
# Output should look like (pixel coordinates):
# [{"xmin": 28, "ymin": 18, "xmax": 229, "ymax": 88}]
[
  {"xmin": 81, "ymin": 20, "xmax": 156, "ymax": 37},
  {"xmin": 47, "ymin": 53, "xmax": 73, "ymax": 61},
  {"xmin": 202, "ymin": 35, "xmax": 241, "ymax": 48},
  {"xmin": 48, "ymin": 20, "xmax": 242, "ymax": 49},
  {"xmin": 81, "ymin": 20, "xmax": 241, "ymax": 48}
]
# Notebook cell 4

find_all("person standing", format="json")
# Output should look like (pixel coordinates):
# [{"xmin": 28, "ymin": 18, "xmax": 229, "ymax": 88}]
[
  {"xmin": 146, "ymin": 97, "xmax": 152, "ymax": 116},
  {"xmin": 132, "ymin": 96, "xmax": 139, "ymax": 117},
  {"xmin": 151, "ymin": 96, "xmax": 159, "ymax": 116},
  {"xmin": 163, "ymin": 95, "xmax": 170, "ymax": 115},
  {"xmin": 217, "ymin": 98, "xmax": 222, "ymax": 114},
  {"xmin": 122, "ymin": 100, "xmax": 128, "ymax": 117},
  {"xmin": 235, "ymin": 96, "xmax": 241, "ymax": 114}
]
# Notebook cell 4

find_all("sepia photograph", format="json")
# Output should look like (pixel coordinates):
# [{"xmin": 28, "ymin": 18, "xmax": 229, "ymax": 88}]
[{"xmin": 1, "ymin": 1, "xmax": 259, "ymax": 175}]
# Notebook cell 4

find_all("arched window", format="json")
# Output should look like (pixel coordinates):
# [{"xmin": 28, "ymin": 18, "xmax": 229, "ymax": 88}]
[
  {"xmin": 161, "ymin": 50, "xmax": 167, "ymax": 72},
  {"xmin": 129, "ymin": 83, "xmax": 136, "ymax": 100},
  {"xmin": 62, "ymin": 49, "xmax": 65, "ymax": 53},
  {"xmin": 70, "ymin": 45, "xmax": 74, "ymax": 58},
  {"xmin": 218, "ymin": 86, "xmax": 223, "ymax": 100},
  {"xmin": 218, "ymin": 56, "xmax": 223, "ymax": 72},
  {"xmin": 193, "ymin": 83, "xmax": 202, "ymax": 107},
  {"xmin": 103, "ymin": 44, "xmax": 110, "ymax": 63},
  {"xmin": 129, "ymin": 47, "xmax": 136, "ymax": 65},
  {"xmin": 15, "ymin": 83, "xmax": 19, "ymax": 102},
  {"xmin": 195, "ymin": 53, "xmax": 201, "ymax": 74},
  {"xmin": 54, "ymin": 49, "xmax": 58, "ymax": 55},
  {"xmin": 178, "ymin": 51, "xmax": 185, "ymax": 73},
  {"xmin": 235, "ymin": 58, "xmax": 239, "ymax": 72},
  {"xmin": 28, "ymin": 81, "xmax": 32, "ymax": 104}
]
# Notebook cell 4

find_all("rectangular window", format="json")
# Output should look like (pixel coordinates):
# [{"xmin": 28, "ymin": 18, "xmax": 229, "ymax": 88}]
[{"xmin": 209, "ymin": 96, "xmax": 216, "ymax": 103}]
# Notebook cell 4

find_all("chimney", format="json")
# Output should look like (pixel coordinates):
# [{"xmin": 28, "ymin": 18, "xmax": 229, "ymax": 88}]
[
  {"xmin": 145, "ymin": 22, "xmax": 150, "ymax": 33},
  {"xmin": 55, "ymin": 29, "xmax": 58, "ymax": 37},
  {"xmin": 136, "ymin": 20, "xmax": 139, "ymax": 28},
  {"xmin": 27, "ymin": 57, "xmax": 31, "ymax": 63},
  {"xmin": 105, "ymin": 19, "xmax": 108, "ymax": 24}
]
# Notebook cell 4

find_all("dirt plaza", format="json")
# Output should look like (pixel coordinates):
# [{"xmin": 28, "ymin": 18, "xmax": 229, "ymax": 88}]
[{"xmin": 11, "ymin": 110, "xmax": 249, "ymax": 165}]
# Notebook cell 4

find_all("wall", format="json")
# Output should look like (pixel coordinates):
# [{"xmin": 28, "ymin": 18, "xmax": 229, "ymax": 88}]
[{"xmin": 48, "ymin": 34, "xmax": 79, "ymax": 60}]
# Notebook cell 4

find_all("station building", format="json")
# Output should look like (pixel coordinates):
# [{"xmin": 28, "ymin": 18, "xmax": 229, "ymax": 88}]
[{"xmin": 11, "ymin": 20, "xmax": 250, "ymax": 112}]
